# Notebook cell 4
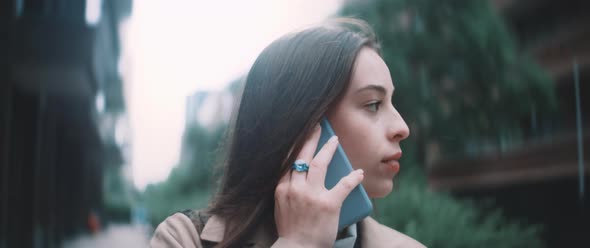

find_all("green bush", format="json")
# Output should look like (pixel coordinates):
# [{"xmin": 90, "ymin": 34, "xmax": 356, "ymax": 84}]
[
  {"xmin": 142, "ymin": 124, "xmax": 224, "ymax": 227},
  {"xmin": 143, "ymin": 180, "xmax": 211, "ymax": 227},
  {"xmin": 339, "ymin": 0, "xmax": 555, "ymax": 161},
  {"xmin": 375, "ymin": 166, "xmax": 544, "ymax": 247}
]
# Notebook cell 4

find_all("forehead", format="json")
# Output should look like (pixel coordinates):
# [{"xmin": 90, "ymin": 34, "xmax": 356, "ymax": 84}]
[{"xmin": 348, "ymin": 47, "xmax": 394, "ymax": 93}]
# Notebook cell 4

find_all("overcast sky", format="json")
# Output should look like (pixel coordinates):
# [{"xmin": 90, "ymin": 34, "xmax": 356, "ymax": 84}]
[{"xmin": 121, "ymin": 0, "xmax": 343, "ymax": 190}]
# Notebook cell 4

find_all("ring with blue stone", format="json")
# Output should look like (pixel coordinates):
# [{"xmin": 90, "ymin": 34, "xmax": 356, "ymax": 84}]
[{"xmin": 291, "ymin": 159, "xmax": 309, "ymax": 172}]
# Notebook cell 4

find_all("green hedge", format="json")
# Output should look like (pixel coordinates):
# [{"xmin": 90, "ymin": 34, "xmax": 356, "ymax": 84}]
[{"xmin": 375, "ymin": 166, "xmax": 544, "ymax": 247}]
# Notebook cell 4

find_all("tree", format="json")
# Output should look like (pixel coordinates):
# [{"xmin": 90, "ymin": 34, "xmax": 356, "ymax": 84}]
[
  {"xmin": 142, "ymin": 124, "xmax": 226, "ymax": 226},
  {"xmin": 374, "ymin": 165, "xmax": 544, "ymax": 247},
  {"xmin": 340, "ymin": 0, "xmax": 556, "ymax": 163},
  {"xmin": 339, "ymin": 1, "xmax": 549, "ymax": 246}
]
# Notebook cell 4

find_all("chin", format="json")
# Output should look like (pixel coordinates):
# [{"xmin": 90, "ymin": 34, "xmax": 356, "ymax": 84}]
[{"xmin": 366, "ymin": 182, "xmax": 393, "ymax": 199}]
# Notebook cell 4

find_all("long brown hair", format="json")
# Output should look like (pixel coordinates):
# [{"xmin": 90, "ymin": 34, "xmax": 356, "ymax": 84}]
[{"xmin": 207, "ymin": 18, "xmax": 380, "ymax": 247}]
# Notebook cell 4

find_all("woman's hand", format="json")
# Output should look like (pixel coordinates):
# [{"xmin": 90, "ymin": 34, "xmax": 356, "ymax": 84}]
[{"xmin": 274, "ymin": 124, "xmax": 364, "ymax": 247}]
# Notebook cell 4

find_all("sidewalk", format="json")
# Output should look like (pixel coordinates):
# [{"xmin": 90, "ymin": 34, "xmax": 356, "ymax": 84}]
[{"xmin": 62, "ymin": 224, "xmax": 151, "ymax": 248}]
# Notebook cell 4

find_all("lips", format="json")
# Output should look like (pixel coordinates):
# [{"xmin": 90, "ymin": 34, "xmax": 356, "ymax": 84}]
[
  {"xmin": 382, "ymin": 151, "xmax": 402, "ymax": 173},
  {"xmin": 382, "ymin": 151, "xmax": 402, "ymax": 162}
]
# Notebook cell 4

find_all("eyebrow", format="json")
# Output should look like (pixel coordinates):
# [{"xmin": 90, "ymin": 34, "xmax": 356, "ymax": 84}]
[{"xmin": 355, "ymin": 84, "xmax": 390, "ymax": 95}]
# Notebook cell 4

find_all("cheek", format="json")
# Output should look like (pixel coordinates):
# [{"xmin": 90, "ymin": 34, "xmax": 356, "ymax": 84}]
[
  {"xmin": 328, "ymin": 103, "xmax": 380, "ymax": 169},
  {"xmin": 335, "ymin": 118, "xmax": 378, "ymax": 170}
]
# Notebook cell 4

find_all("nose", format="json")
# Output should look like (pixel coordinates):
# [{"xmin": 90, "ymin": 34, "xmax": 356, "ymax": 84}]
[{"xmin": 386, "ymin": 107, "xmax": 410, "ymax": 142}]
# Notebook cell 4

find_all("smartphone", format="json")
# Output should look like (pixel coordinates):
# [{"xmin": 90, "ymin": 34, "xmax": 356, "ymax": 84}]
[{"xmin": 315, "ymin": 117, "xmax": 373, "ymax": 231}]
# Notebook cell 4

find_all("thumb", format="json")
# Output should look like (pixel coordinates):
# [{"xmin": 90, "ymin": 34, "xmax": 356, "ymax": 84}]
[{"xmin": 329, "ymin": 169, "xmax": 364, "ymax": 203}]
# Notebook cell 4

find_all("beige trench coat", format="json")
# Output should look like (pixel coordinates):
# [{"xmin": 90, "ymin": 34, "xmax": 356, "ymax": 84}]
[{"xmin": 150, "ymin": 212, "xmax": 426, "ymax": 248}]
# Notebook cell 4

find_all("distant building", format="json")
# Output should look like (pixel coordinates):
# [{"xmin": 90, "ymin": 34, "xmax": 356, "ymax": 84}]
[
  {"xmin": 185, "ymin": 91, "xmax": 234, "ymax": 130},
  {"xmin": 1, "ymin": 0, "xmax": 132, "ymax": 246},
  {"xmin": 185, "ymin": 91, "xmax": 209, "ymax": 127},
  {"xmin": 180, "ymin": 88, "xmax": 236, "ymax": 164}
]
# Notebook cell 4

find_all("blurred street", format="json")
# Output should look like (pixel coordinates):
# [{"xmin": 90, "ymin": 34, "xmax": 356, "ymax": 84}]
[{"xmin": 62, "ymin": 225, "xmax": 150, "ymax": 248}]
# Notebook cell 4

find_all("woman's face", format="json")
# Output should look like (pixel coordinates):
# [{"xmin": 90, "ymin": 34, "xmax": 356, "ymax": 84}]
[{"xmin": 326, "ymin": 47, "xmax": 410, "ymax": 198}]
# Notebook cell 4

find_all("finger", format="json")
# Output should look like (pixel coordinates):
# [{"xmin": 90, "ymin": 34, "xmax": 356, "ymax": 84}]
[
  {"xmin": 297, "ymin": 123, "xmax": 321, "ymax": 163},
  {"xmin": 329, "ymin": 169, "xmax": 364, "ymax": 203},
  {"xmin": 278, "ymin": 166, "xmax": 291, "ymax": 185},
  {"xmin": 290, "ymin": 159, "xmax": 309, "ymax": 188},
  {"xmin": 307, "ymin": 136, "xmax": 338, "ymax": 187},
  {"xmin": 292, "ymin": 124, "xmax": 321, "ymax": 183},
  {"xmin": 276, "ymin": 167, "xmax": 292, "ymax": 205},
  {"xmin": 275, "ymin": 173, "xmax": 290, "ymax": 203}
]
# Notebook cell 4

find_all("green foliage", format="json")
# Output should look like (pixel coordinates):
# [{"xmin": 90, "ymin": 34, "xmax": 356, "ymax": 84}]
[
  {"xmin": 142, "ymin": 124, "xmax": 226, "ymax": 226},
  {"xmin": 182, "ymin": 124, "xmax": 227, "ymax": 190},
  {"xmin": 340, "ymin": 0, "xmax": 556, "ymax": 159},
  {"xmin": 143, "ymin": 179, "xmax": 211, "ymax": 227},
  {"xmin": 375, "ymin": 165, "xmax": 545, "ymax": 247},
  {"xmin": 338, "ymin": 1, "xmax": 548, "ymax": 246}
]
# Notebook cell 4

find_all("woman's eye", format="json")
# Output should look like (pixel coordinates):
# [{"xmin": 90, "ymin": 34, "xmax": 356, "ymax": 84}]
[{"xmin": 366, "ymin": 101, "xmax": 382, "ymax": 112}]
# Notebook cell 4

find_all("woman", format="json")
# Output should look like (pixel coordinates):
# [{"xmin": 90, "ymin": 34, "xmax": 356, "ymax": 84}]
[{"xmin": 151, "ymin": 18, "xmax": 425, "ymax": 248}]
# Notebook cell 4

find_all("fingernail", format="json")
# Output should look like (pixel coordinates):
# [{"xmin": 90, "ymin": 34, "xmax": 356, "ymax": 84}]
[
  {"xmin": 314, "ymin": 123, "xmax": 321, "ymax": 131},
  {"xmin": 356, "ymin": 169, "xmax": 364, "ymax": 174},
  {"xmin": 330, "ymin": 136, "xmax": 339, "ymax": 143}
]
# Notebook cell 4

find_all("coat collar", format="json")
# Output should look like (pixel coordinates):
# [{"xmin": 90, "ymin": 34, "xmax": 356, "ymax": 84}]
[
  {"xmin": 200, "ymin": 215, "xmax": 275, "ymax": 247},
  {"xmin": 199, "ymin": 214, "xmax": 224, "ymax": 243},
  {"xmin": 199, "ymin": 215, "xmax": 422, "ymax": 247}
]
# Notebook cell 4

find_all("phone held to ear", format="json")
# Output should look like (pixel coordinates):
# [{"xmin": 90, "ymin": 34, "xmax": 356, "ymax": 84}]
[{"xmin": 316, "ymin": 117, "xmax": 373, "ymax": 231}]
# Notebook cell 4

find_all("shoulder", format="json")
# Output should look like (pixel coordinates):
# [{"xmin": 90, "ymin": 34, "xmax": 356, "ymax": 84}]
[
  {"xmin": 361, "ymin": 217, "xmax": 426, "ymax": 248},
  {"xmin": 150, "ymin": 213, "xmax": 203, "ymax": 248}
]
